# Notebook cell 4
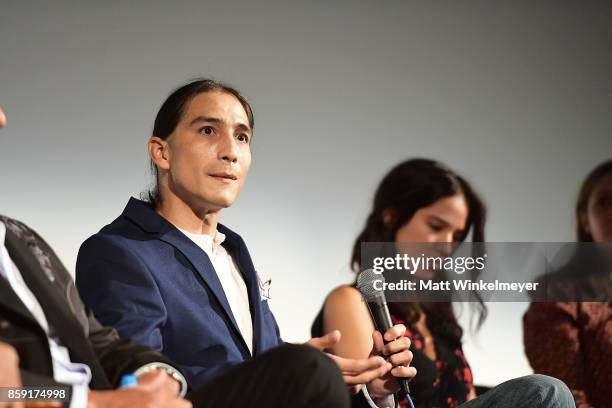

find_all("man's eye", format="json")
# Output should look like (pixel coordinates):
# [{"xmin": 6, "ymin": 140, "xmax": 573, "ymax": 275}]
[
  {"xmin": 200, "ymin": 127, "xmax": 214, "ymax": 135},
  {"xmin": 237, "ymin": 134, "xmax": 250, "ymax": 143}
]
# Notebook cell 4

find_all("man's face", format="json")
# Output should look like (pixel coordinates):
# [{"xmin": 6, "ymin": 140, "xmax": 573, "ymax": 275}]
[
  {"xmin": 160, "ymin": 91, "xmax": 252, "ymax": 212},
  {"xmin": 0, "ymin": 107, "xmax": 6, "ymax": 128}
]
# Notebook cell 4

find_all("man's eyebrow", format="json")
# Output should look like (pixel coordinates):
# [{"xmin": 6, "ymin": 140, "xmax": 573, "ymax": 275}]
[
  {"xmin": 189, "ymin": 116, "xmax": 252, "ymax": 133},
  {"xmin": 189, "ymin": 116, "xmax": 223, "ymax": 126},
  {"xmin": 235, "ymin": 123, "xmax": 252, "ymax": 133}
]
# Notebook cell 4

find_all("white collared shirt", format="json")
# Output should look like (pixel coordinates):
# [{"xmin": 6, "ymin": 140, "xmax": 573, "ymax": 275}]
[
  {"xmin": 178, "ymin": 227, "xmax": 393, "ymax": 407},
  {"xmin": 178, "ymin": 228, "xmax": 254, "ymax": 354},
  {"xmin": 0, "ymin": 222, "xmax": 90, "ymax": 408}
]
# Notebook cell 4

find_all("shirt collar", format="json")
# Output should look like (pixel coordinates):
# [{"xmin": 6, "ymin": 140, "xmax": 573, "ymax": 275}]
[
  {"xmin": 178, "ymin": 228, "xmax": 226, "ymax": 254},
  {"xmin": 210, "ymin": 231, "xmax": 226, "ymax": 252}
]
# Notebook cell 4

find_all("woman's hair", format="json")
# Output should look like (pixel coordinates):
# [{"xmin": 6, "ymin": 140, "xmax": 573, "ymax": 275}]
[
  {"xmin": 144, "ymin": 78, "xmax": 254, "ymax": 206},
  {"xmin": 576, "ymin": 159, "xmax": 612, "ymax": 242},
  {"xmin": 351, "ymin": 158, "xmax": 487, "ymax": 343}
]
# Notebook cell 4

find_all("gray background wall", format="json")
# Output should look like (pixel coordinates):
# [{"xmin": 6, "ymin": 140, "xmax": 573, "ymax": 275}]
[{"xmin": 1, "ymin": 0, "xmax": 610, "ymax": 386}]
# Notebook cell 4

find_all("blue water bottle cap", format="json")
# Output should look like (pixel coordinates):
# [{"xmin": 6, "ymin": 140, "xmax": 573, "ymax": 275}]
[{"xmin": 119, "ymin": 374, "xmax": 139, "ymax": 389}]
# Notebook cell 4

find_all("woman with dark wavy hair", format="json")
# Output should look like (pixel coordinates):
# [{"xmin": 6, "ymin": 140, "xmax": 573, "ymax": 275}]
[{"xmin": 312, "ymin": 158, "xmax": 488, "ymax": 407}]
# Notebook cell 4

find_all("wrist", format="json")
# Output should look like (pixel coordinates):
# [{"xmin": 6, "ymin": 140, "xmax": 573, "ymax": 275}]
[{"xmin": 134, "ymin": 363, "xmax": 187, "ymax": 397}]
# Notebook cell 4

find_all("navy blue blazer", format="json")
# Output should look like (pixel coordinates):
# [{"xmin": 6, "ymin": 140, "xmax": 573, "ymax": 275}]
[{"xmin": 76, "ymin": 198, "xmax": 283, "ymax": 387}]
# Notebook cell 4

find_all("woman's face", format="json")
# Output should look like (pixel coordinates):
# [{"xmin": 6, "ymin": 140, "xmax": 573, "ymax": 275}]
[
  {"xmin": 581, "ymin": 172, "xmax": 612, "ymax": 243},
  {"xmin": 395, "ymin": 193, "xmax": 469, "ymax": 244}
]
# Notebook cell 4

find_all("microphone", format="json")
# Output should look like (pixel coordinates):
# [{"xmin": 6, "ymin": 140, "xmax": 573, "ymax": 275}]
[{"xmin": 357, "ymin": 269, "xmax": 414, "ymax": 407}]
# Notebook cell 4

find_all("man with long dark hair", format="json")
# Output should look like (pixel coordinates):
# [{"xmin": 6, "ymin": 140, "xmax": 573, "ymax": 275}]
[{"xmin": 76, "ymin": 79, "xmax": 415, "ymax": 407}]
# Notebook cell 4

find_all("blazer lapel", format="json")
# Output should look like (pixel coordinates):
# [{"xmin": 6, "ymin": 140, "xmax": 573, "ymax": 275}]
[
  {"xmin": 159, "ymin": 229, "xmax": 248, "ymax": 351},
  {"xmin": 218, "ymin": 226, "xmax": 264, "ymax": 356},
  {"xmin": 123, "ymin": 198, "xmax": 249, "ymax": 354},
  {"xmin": 4, "ymin": 227, "xmax": 111, "ymax": 389}
]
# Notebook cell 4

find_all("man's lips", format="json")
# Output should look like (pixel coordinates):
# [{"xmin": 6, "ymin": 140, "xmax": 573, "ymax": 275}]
[{"xmin": 209, "ymin": 172, "xmax": 238, "ymax": 182}]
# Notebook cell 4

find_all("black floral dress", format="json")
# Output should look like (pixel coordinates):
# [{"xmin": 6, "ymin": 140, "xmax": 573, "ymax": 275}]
[
  {"xmin": 310, "ymin": 302, "xmax": 474, "ymax": 408},
  {"xmin": 390, "ymin": 313, "xmax": 473, "ymax": 408}
]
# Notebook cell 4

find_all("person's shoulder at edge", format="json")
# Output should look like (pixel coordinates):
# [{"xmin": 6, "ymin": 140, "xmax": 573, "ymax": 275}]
[
  {"xmin": 79, "ymin": 201, "xmax": 157, "ymax": 251},
  {"xmin": 75, "ymin": 210, "xmax": 160, "ymax": 291}
]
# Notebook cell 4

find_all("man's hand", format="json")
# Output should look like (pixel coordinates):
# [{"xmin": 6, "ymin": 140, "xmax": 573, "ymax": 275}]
[
  {"xmin": 88, "ymin": 370, "xmax": 191, "ymax": 408},
  {"xmin": 0, "ymin": 342, "xmax": 23, "ymax": 408},
  {"xmin": 0, "ymin": 342, "xmax": 21, "ymax": 388},
  {"xmin": 0, "ymin": 343, "xmax": 64, "ymax": 408},
  {"xmin": 365, "ymin": 324, "xmax": 417, "ymax": 400},
  {"xmin": 137, "ymin": 369, "xmax": 180, "ymax": 396},
  {"xmin": 306, "ymin": 330, "xmax": 393, "ymax": 394}
]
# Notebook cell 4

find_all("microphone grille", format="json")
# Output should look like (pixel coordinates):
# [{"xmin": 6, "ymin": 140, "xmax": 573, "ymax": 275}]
[{"xmin": 356, "ymin": 268, "xmax": 385, "ymax": 301}]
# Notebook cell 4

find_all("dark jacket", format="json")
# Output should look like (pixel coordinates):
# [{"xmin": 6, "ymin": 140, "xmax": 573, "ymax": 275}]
[
  {"xmin": 76, "ymin": 198, "xmax": 283, "ymax": 388},
  {"xmin": 0, "ymin": 215, "xmax": 178, "ymax": 406}
]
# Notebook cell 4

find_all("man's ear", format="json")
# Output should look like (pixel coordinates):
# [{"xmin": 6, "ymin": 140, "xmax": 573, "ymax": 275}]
[
  {"xmin": 148, "ymin": 136, "xmax": 171, "ymax": 171},
  {"xmin": 0, "ymin": 107, "xmax": 6, "ymax": 128}
]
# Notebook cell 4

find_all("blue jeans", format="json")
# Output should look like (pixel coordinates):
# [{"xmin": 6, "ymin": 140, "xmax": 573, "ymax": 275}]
[{"xmin": 459, "ymin": 374, "xmax": 575, "ymax": 408}]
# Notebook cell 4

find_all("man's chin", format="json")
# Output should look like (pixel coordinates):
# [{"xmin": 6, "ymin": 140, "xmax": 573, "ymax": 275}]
[
  {"xmin": 184, "ymin": 194, "xmax": 237, "ymax": 215},
  {"xmin": 209, "ymin": 196, "xmax": 237, "ymax": 210}
]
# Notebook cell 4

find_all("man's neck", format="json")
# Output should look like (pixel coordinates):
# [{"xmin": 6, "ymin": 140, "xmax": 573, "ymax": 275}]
[{"xmin": 155, "ymin": 195, "xmax": 220, "ymax": 237}]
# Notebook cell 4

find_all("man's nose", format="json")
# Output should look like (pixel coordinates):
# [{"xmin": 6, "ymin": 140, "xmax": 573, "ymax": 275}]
[{"xmin": 218, "ymin": 132, "xmax": 239, "ymax": 163}]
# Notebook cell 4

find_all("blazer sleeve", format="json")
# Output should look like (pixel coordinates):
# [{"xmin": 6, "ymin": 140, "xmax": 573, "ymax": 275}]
[{"xmin": 76, "ymin": 235, "xmax": 168, "ymax": 356}]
